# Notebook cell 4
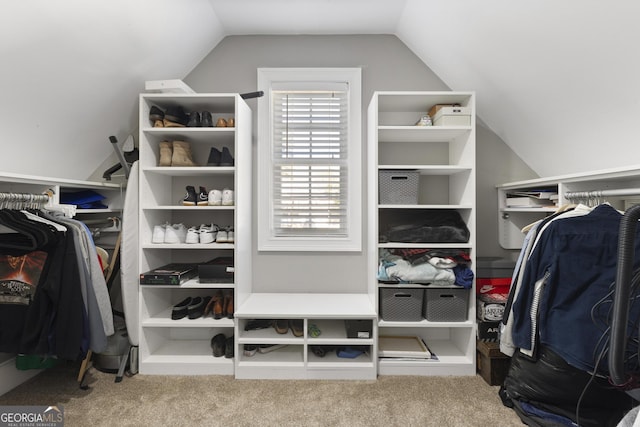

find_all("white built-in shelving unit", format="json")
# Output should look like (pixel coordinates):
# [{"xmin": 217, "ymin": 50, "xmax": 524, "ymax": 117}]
[{"xmin": 368, "ymin": 91, "xmax": 477, "ymax": 376}]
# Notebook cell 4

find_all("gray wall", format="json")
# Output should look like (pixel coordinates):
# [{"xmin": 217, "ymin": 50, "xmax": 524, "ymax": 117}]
[{"xmin": 185, "ymin": 35, "xmax": 536, "ymax": 293}]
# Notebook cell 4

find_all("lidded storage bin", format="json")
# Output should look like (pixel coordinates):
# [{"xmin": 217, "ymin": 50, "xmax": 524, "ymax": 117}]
[
  {"xmin": 380, "ymin": 288, "xmax": 424, "ymax": 321},
  {"xmin": 379, "ymin": 170, "xmax": 419, "ymax": 205},
  {"xmin": 424, "ymin": 288, "xmax": 469, "ymax": 322}
]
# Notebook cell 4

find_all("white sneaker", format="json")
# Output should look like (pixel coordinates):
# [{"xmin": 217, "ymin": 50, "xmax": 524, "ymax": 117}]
[
  {"xmin": 208, "ymin": 189, "xmax": 222, "ymax": 206},
  {"xmin": 165, "ymin": 223, "xmax": 187, "ymax": 244},
  {"xmin": 216, "ymin": 229, "xmax": 228, "ymax": 243},
  {"xmin": 185, "ymin": 226, "xmax": 200, "ymax": 244},
  {"xmin": 152, "ymin": 223, "xmax": 168, "ymax": 243},
  {"xmin": 226, "ymin": 227, "xmax": 234, "ymax": 243},
  {"xmin": 199, "ymin": 224, "xmax": 218, "ymax": 244},
  {"xmin": 222, "ymin": 188, "xmax": 234, "ymax": 206}
]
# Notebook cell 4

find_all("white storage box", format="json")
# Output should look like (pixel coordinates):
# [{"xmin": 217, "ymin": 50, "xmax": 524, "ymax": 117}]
[{"xmin": 432, "ymin": 106, "xmax": 471, "ymax": 126}]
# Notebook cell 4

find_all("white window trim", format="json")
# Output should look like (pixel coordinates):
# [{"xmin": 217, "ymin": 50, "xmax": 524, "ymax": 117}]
[{"xmin": 257, "ymin": 67, "xmax": 362, "ymax": 252}]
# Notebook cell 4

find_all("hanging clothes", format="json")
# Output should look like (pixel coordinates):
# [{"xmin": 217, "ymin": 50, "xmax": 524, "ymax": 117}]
[{"xmin": 0, "ymin": 201, "xmax": 114, "ymax": 363}]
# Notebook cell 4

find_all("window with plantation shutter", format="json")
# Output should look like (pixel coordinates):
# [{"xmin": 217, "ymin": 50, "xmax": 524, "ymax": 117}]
[{"xmin": 257, "ymin": 68, "xmax": 362, "ymax": 251}]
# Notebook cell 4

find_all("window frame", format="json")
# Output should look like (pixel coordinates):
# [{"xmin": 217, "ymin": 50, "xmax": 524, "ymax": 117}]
[{"xmin": 257, "ymin": 67, "xmax": 362, "ymax": 252}]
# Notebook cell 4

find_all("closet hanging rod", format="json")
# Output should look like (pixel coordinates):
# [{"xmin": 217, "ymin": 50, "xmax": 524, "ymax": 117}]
[
  {"xmin": 0, "ymin": 191, "xmax": 50, "ymax": 208},
  {"xmin": 564, "ymin": 187, "xmax": 640, "ymax": 200}
]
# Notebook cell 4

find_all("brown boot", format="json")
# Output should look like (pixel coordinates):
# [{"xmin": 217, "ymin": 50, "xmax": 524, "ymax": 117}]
[
  {"xmin": 171, "ymin": 141, "xmax": 197, "ymax": 166},
  {"xmin": 224, "ymin": 291, "xmax": 234, "ymax": 319},
  {"xmin": 158, "ymin": 141, "xmax": 172, "ymax": 166},
  {"xmin": 212, "ymin": 290, "xmax": 224, "ymax": 319}
]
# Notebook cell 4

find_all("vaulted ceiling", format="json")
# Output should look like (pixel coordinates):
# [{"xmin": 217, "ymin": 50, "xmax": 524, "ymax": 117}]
[{"xmin": 2, "ymin": 0, "xmax": 638, "ymax": 181}]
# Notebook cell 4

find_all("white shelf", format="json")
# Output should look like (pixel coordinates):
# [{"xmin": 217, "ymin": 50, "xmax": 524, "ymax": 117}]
[
  {"xmin": 236, "ymin": 293, "xmax": 376, "ymax": 319},
  {"xmin": 369, "ymin": 91, "xmax": 476, "ymax": 377},
  {"xmin": 138, "ymin": 92, "xmax": 251, "ymax": 376}
]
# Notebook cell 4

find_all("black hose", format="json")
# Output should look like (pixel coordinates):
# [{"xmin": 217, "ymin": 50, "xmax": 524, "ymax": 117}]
[{"xmin": 610, "ymin": 204, "xmax": 640, "ymax": 385}]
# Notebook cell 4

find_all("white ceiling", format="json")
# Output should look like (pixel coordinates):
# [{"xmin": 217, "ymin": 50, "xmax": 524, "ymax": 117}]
[{"xmin": 1, "ymin": 0, "xmax": 639, "ymax": 181}]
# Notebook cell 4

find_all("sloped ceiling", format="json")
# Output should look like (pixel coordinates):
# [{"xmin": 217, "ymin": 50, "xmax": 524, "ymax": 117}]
[{"xmin": 1, "ymin": 0, "xmax": 638, "ymax": 181}]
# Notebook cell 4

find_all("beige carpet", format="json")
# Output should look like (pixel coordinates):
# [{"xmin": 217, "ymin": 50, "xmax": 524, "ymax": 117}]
[{"xmin": 0, "ymin": 361, "xmax": 524, "ymax": 426}]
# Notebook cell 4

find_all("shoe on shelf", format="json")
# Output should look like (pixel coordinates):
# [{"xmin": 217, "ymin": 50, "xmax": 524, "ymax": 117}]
[
  {"xmin": 225, "ymin": 227, "xmax": 234, "ymax": 243},
  {"xmin": 216, "ymin": 229, "xmax": 228, "ymax": 243},
  {"xmin": 215, "ymin": 117, "xmax": 227, "ymax": 127},
  {"xmin": 207, "ymin": 189, "xmax": 222, "ymax": 206},
  {"xmin": 149, "ymin": 105, "xmax": 164, "ymax": 124},
  {"xmin": 206, "ymin": 147, "xmax": 221, "ymax": 166},
  {"xmin": 211, "ymin": 290, "xmax": 224, "ymax": 319},
  {"xmin": 201, "ymin": 111, "xmax": 213, "ymax": 127},
  {"xmin": 172, "ymin": 141, "xmax": 197, "ymax": 167},
  {"xmin": 164, "ymin": 223, "xmax": 187, "ymax": 244},
  {"xmin": 227, "ymin": 117, "xmax": 235, "ymax": 127},
  {"xmin": 197, "ymin": 186, "xmax": 208, "ymax": 206},
  {"xmin": 159, "ymin": 141, "xmax": 172, "ymax": 166},
  {"xmin": 258, "ymin": 344, "xmax": 287, "ymax": 354},
  {"xmin": 185, "ymin": 226, "xmax": 200, "ymax": 244},
  {"xmin": 171, "ymin": 296, "xmax": 192, "ymax": 320},
  {"xmin": 274, "ymin": 319, "xmax": 289, "ymax": 334},
  {"xmin": 224, "ymin": 290, "xmax": 234, "ymax": 319},
  {"xmin": 243, "ymin": 344, "xmax": 258, "ymax": 357},
  {"xmin": 183, "ymin": 185, "xmax": 198, "ymax": 206},
  {"xmin": 220, "ymin": 147, "xmax": 234, "ymax": 166},
  {"xmin": 221, "ymin": 188, "xmax": 234, "ymax": 206},
  {"xmin": 244, "ymin": 319, "xmax": 273, "ymax": 331},
  {"xmin": 199, "ymin": 224, "xmax": 218, "ymax": 244},
  {"xmin": 290, "ymin": 319, "xmax": 304, "ymax": 337},
  {"xmin": 308, "ymin": 323, "xmax": 321, "ymax": 338},
  {"xmin": 187, "ymin": 111, "xmax": 201, "ymax": 127},
  {"xmin": 224, "ymin": 336, "xmax": 234, "ymax": 359},
  {"xmin": 187, "ymin": 296, "xmax": 206, "ymax": 319},
  {"xmin": 211, "ymin": 333, "xmax": 226, "ymax": 357},
  {"xmin": 164, "ymin": 106, "xmax": 189, "ymax": 127},
  {"xmin": 152, "ymin": 223, "xmax": 169, "ymax": 244}
]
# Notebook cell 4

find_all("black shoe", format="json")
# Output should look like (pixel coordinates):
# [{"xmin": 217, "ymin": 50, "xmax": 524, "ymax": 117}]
[
  {"xmin": 206, "ymin": 147, "xmax": 221, "ymax": 166},
  {"xmin": 244, "ymin": 319, "xmax": 274, "ymax": 331},
  {"xmin": 220, "ymin": 147, "xmax": 234, "ymax": 166},
  {"xmin": 197, "ymin": 186, "xmax": 208, "ymax": 206},
  {"xmin": 224, "ymin": 336, "xmax": 234, "ymax": 358},
  {"xmin": 164, "ymin": 106, "xmax": 189, "ymax": 126},
  {"xmin": 274, "ymin": 319, "xmax": 289, "ymax": 334},
  {"xmin": 201, "ymin": 111, "xmax": 213, "ymax": 127},
  {"xmin": 187, "ymin": 296, "xmax": 205, "ymax": 319},
  {"xmin": 149, "ymin": 105, "xmax": 164, "ymax": 122},
  {"xmin": 187, "ymin": 111, "xmax": 201, "ymax": 127},
  {"xmin": 211, "ymin": 333, "xmax": 226, "ymax": 357},
  {"xmin": 243, "ymin": 344, "xmax": 258, "ymax": 357},
  {"xmin": 183, "ymin": 185, "xmax": 198, "ymax": 206},
  {"xmin": 171, "ymin": 297, "xmax": 192, "ymax": 320}
]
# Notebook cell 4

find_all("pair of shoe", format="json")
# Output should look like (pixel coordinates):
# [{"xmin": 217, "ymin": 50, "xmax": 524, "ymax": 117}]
[
  {"xmin": 187, "ymin": 111, "xmax": 214, "ymax": 127},
  {"xmin": 206, "ymin": 147, "xmax": 234, "ymax": 166},
  {"xmin": 274, "ymin": 319, "xmax": 304, "ymax": 337},
  {"xmin": 243, "ymin": 344, "xmax": 287, "ymax": 357},
  {"xmin": 207, "ymin": 188, "xmax": 234, "ymax": 206},
  {"xmin": 216, "ymin": 117, "xmax": 235, "ymax": 127},
  {"xmin": 215, "ymin": 226, "xmax": 234, "ymax": 243},
  {"xmin": 182, "ymin": 185, "xmax": 209, "ymax": 206},
  {"xmin": 159, "ymin": 141, "xmax": 197, "ymax": 167},
  {"xmin": 150, "ymin": 106, "xmax": 190, "ymax": 128},
  {"xmin": 152, "ymin": 223, "xmax": 187, "ymax": 244},
  {"xmin": 171, "ymin": 296, "xmax": 207, "ymax": 320},
  {"xmin": 204, "ymin": 290, "xmax": 234, "ymax": 319},
  {"xmin": 211, "ymin": 333, "xmax": 234, "ymax": 358},
  {"xmin": 185, "ymin": 224, "xmax": 218, "ymax": 244}
]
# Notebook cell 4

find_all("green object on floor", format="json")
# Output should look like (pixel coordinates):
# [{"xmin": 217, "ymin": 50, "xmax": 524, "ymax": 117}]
[{"xmin": 15, "ymin": 354, "xmax": 60, "ymax": 370}]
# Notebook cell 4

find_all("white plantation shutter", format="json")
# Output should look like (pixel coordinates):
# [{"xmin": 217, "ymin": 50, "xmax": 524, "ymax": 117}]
[
  {"xmin": 257, "ymin": 68, "xmax": 361, "ymax": 252},
  {"xmin": 272, "ymin": 88, "xmax": 348, "ymax": 236}
]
